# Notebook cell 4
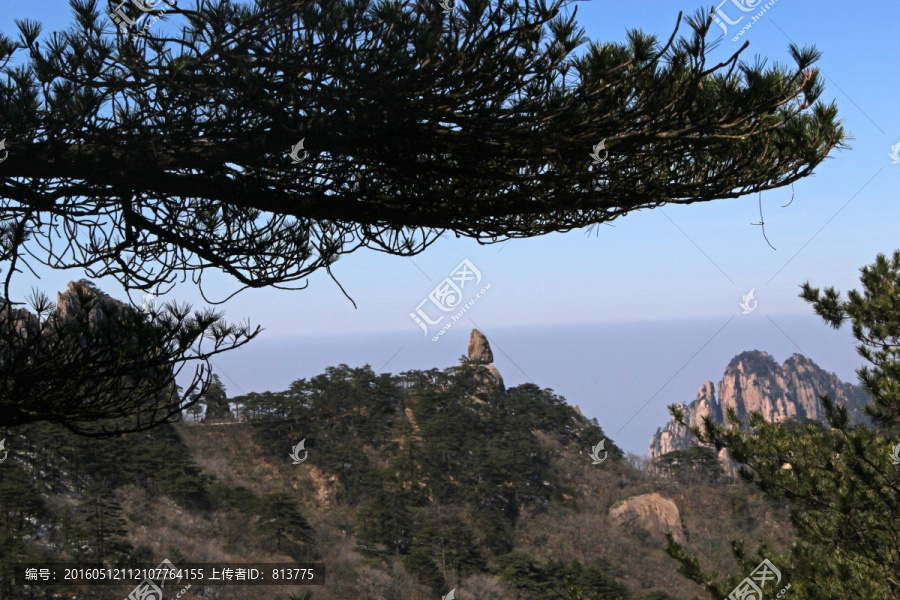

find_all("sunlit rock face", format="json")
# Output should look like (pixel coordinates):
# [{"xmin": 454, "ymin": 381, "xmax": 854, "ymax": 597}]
[
  {"xmin": 608, "ymin": 492, "xmax": 686, "ymax": 545},
  {"xmin": 649, "ymin": 351, "xmax": 870, "ymax": 462},
  {"xmin": 466, "ymin": 329, "xmax": 504, "ymax": 395},
  {"xmin": 467, "ymin": 329, "xmax": 494, "ymax": 364}
]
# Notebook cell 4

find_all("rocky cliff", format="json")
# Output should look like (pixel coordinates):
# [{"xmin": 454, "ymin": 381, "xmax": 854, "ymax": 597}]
[
  {"xmin": 0, "ymin": 280, "xmax": 177, "ymax": 430},
  {"xmin": 1, "ymin": 279, "xmax": 135, "ymax": 367},
  {"xmin": 649, "ymin": 350, "xmax": 870, "ymax": 461},
  {"xmin": 466, "ymin": 329, "xmax": 505, "ymax": 395}
]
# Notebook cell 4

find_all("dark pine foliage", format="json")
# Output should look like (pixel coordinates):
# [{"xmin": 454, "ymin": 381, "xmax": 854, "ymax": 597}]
[{"xmin": 666, "ymin": 250, "xmax": 900, "ymax": 599}]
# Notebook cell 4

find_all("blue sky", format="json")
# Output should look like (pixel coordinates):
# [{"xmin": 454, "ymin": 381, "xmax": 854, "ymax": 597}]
[{"xmin": 2, "ymin": 1, "xmax": 898, "ymax": 454}]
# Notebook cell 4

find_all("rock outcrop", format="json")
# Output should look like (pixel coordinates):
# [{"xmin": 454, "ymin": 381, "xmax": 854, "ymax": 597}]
[
  {"xmin": 468, "ymin": 329, "xmax": 494, "ymax": 364},
  {"xmin": 649, "ymin": 351, "xmax": 870, "ymax": 462},
  {"xmin": 0, "ymin": 280, "xmax": 177, "ymax": 429},
  {"xmin": 650, "ymin": 381, "xmax": 721, "ymax": 461},
  {"xmin": 466, "ymin": 329, "xmax": 505, "ymax": 395},
  {"xmin": 1, "ymin": 280, "xmax": 150, "ymax": 364},
  {"xmin": 608, "ymin": 493, "xmax": 686, "ymax": 544},
  {"xmin": 1, "ymin": 280, "xmax": 128, "ymax": 343},
  {"xmin": 56, "ymin": 280, "xmax": 129, "ymax": 328}
]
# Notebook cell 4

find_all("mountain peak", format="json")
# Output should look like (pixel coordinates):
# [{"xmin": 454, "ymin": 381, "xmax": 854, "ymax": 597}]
[
  {"xmin": 649, "ymin": 351, "xmax": 869, "ymax": 461},
  {"xmin": 464, "ymin": 329, "xmax": 505, "ymax": 395},
  {"xmin": 467, "ymin": 328, "xmax": 494, "ymax": 364},
  {"xmin": 724, "ymin": 350, "xmax": 779, "ymax": 375}
]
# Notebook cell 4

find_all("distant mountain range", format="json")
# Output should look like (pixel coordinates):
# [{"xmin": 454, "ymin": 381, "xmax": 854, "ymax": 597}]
[{"xmin": 649, "ymin": 350, "xmax": 870, "ymax": 461}]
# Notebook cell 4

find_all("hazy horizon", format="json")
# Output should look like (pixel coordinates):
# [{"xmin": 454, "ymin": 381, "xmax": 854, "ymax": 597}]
[{"xmin": 200, "ymin": 313, "xmax": 863, "ymax": 457}]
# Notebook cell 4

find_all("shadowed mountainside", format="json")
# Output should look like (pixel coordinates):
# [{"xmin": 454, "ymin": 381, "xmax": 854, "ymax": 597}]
[{"xmin": 0, "ymin": 337, "xmax": 804, "ymax": 600}]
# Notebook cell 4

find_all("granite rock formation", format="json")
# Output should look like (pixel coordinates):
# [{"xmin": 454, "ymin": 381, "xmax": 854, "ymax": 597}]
[
  {"xmin": 1, "ymin": 280, "xmax": 144, "ymax": 365},
  {"xmin": 0, "ymin": 280, "xmax": 177, "ymax": 429},
  {"xmin": 608, "ymin": 493, "xmax": 686, "ymax": 544},
  {"xmin": 467, "ymin": 329, "xmax": 505, "ymax": 395},
  {"xmin": 649, "ymin": 350, "xmax": 870, "ymax": 462},
  {"xmin": 468, "ymin": 329, "xmax": 494, "ymax": 363},
  {"xmin": 56, "ymin": 280, "xmax": 129, "ymax": 328}
]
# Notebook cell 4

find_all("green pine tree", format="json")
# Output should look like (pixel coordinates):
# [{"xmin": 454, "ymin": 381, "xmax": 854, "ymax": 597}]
[
  {"xmin": 253, "ymin": 493, "xmax": 314, "ymax": 555},
  {"xmin": 353, "ymin": 489, "xmax": 414, "ymax": 556},
  {"xmin": 70, "ymin": 482, "xmax": 131, "ymax": 563},
  {"xmin": 197, "ymin": 374, "xmax": 231, "ymax": 420},
  {"xmin": 0, "ymin": 460, "xmax": 48, "ymax": 597},
  {"xmin": 402, "ymin": 550, "xmax": 446, "ymax": 594},
  {"xmin": 411, "ymin": 518, "xmax": 485, "ymax": 582},
  {"xmin": 656, "ymin": 445, "xmax": 724, "ymax": 485}
]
